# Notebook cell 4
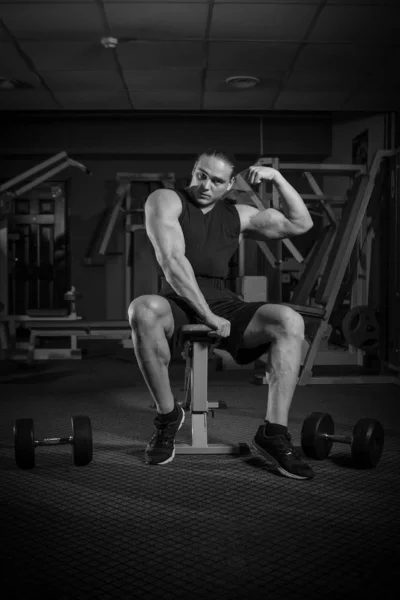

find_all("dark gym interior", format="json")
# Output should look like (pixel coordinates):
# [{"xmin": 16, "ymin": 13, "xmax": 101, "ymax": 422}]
[{"xmin": 1, "ymin": 2, "xmax": 399, "ymax": 599}]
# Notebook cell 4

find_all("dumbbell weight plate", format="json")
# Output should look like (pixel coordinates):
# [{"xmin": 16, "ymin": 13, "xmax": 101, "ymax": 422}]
[
  {"xmin": 351, "ymin": 418, "xmax": 384, "ymax": 468},
  {"xmin": 341, "ymin": 306, "xmax": 379, "ymax": 354},
  {"xmin": 301, "ymin": 412, "xmax": 334, "ymax": 460},
  {"xmin": 71, "ymin": 415, "xmax": 93, "ymax": 466},
  {"xmin": 14, "ymin": 418, "xmax": 35, "ymax": 470}
]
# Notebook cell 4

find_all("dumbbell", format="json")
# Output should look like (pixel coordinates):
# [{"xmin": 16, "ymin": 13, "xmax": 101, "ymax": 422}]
[
  {"xmin": 301, "ymin": 412, "xmax": 384, "ymax": 468},
  {"xmin": 13, "ymin": 415, "xmax": 93, "ymax": 470}
]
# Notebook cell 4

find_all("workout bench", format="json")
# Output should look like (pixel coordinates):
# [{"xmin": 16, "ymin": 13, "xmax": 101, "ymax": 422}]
[
  {"xmin": 18, "ymin": 319, "xmax": 130, "ymax": 361},
  {"xmin": 175, "ymin": 324, "xmax": 248, "ymax": 455}
]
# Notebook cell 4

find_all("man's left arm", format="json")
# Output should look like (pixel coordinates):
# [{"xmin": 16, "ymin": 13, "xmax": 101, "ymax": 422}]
[
  {"xmin": 240, "ymin": 166, "xmax": 313, "ymax": 240},
  {"xmin": 271, "ymin": 170, "xmax": 313, "ymax": 230}
]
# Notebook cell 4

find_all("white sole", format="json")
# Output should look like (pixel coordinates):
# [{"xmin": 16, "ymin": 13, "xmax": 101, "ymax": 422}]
[
  {"xmin": 251, "ymin": 441, "xmax": 312, "ymax": 481},
  {"xmin": 149, "ymin": 407, "xmax": 186, "ymax": 466}
]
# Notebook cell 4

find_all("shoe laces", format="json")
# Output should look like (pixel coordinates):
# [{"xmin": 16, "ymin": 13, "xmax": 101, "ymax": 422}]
[
  {"xmin": 278, "ymin": 433, "xmax": 302, "ymax": 460},
  {"xmin": 151, "ymin": 418, "xmax": 177, "ymax": 443}
]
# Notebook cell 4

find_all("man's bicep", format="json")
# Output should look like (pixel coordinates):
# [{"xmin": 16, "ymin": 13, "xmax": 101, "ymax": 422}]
[
  {"xmin": 145, "ymin": 191, "xmax": 185, "ymax": 266},
  {"xmin": 244, "ymin": 207, "xmax": 300, "ymax": 240}
]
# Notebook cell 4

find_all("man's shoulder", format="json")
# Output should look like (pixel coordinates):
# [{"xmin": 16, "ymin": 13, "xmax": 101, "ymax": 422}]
[
  {"xmin": 145, "ymin": 188, "xmax": 184, "ymax": 218},
  {"xmin": 148, "ymin": 187, "xmax": 181, "ymax": 200},
  {"xmin": 147, "ymin": 187, "xmax": 186, "ymax": 204}
]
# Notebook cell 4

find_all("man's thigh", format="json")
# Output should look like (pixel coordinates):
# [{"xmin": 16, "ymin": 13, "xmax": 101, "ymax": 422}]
[{"xmin": 161, "ymin": 295, "xmax": 197, "ymax": 359}]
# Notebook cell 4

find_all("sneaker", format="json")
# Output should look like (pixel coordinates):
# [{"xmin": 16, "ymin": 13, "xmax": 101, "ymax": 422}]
[
  {"xmin": 145, "ymin": 403, "xmax": 185, "ymax": 465},
  {"xmin": 252, "ymin": 425, "xmax": 315, "ymax": 480}
]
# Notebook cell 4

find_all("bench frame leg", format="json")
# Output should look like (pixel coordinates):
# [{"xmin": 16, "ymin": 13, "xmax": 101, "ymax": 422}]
[{"xmin": 175, "ymin": 340, "xmax": 247, "ymax": 455}]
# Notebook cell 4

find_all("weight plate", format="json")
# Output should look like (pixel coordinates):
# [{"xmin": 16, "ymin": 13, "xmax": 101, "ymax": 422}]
[
  {"xmin": 341, "ymin": 306, "xmax": 379, "ymax": 353},
  {"xmin": 351, "ymin": 418, "xmax": 384, "ymax": 468},
  {"xmin": 301, "ymin": 412, "xmax": 334, "ymax": 460},
  {"xmin": 71, "ymin": 415, "xmax": 93, "ymax": 467},
  {"xmin": 14, "ymin": 418, "xmax": 35, "ymax": 469}
]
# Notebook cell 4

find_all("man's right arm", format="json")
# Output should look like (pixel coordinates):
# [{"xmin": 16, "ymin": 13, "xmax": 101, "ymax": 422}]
[{"xmin": 145, "ymin": 189, "xmax": 214, "ymax": 323}]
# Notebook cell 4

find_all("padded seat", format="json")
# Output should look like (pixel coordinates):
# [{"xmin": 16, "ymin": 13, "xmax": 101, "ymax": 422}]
[{"xmin": 180, "ymin": 324, "xmax": 213, "ymax": 344}]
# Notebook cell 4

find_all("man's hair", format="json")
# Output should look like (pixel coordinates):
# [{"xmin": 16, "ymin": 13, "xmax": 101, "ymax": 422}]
[{"xmin": 195, "ymin": 147, "xmax": 237, "ymax": 179}]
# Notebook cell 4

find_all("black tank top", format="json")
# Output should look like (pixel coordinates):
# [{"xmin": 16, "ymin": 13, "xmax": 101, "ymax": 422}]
[{"xmin": 175, "ymin": 188, "xmax": 241, "ymax": 278}]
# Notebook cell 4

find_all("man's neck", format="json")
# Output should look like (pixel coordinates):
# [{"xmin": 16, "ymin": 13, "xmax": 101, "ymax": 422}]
[{"xmin": 184, "ymin": 186, "xmax": 218, "ymax": 214}]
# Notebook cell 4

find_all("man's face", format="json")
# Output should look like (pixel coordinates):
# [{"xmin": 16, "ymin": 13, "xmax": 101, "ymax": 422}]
[{"xmin": 189, "ymin": 155, "xmax": 235, "ymax": 207}]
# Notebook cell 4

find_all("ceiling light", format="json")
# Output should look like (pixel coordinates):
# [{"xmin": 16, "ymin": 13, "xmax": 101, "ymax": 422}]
[
  {"xmin": 101, "ymin": 37, "xmax": 119, "ymax": 49},
  {"xmin": 225, "ymin": 76, "xmax": 260, "ymax": 90}
]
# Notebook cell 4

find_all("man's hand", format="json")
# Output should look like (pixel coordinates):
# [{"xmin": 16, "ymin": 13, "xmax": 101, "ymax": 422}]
[
  {"xmin": 247, "ymin": 166, "xmax": 278, "ymax": 185},
  {"xmin": 202, "ymin": 313, "xmax": 231, "ymax": 340}
]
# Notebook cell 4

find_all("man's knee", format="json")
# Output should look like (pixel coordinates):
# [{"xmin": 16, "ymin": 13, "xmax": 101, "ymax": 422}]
[
  {"xmin": 259, "ymin": 304, "xmax": 305, "ymax": 340},
  {"xmin": 128, "ymin": 295, "xmax": 172, "ymax": 331},
  {"xmin": 277, "ymin": 306, "xmax": 305, "ymax": 339}
]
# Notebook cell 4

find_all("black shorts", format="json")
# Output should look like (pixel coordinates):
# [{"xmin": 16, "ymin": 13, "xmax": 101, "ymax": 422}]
[{"xmin": 160, "ymin": 277, "xmax": 271, "ymax": 365}]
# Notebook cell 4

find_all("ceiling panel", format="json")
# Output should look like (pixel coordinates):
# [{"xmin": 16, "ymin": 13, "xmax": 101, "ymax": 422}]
[
  {"xmin": 274, "ymin": 91, "xmax": 349, "ymax": 111},
  {"xmin": 0, "ymin": 89, "xmax": 59, "ymax": 109},
  {"xmin": 327, "ymin": 0, "xmax": 398, "ymax": 5},
  {"xmin": 343, "ymin": 91, "xmax": 400, "ymax": 111},
  {"xmin": 20, "ymin": 42, "xmax": 117, "ymax": 70},
  {"xmin": 204, "ymin": 90, "xmax": 277, "ymax": 110},
  {"xmin": 117, "ymin": 41, "xmax": 204, "ymax": 69},
  {"xmin": 0, "ymin": 1, "xmax": 398, "ymax": 112},
  {"xmin": 54, "ymin": 91, "xmax": 131, "ymax": 109},
  {"xmin": 0, "ymin": 3, "xmax": 103, "ymax": 41},
  {"xmin": 206, "ymin": 69, "xmax": 285, "ymax": 92},
  {"xmin": 208, "ymin": 42, "xmax": 299, "ymax": 70},
  {"xmin": 309, "ymin": 5, "xmax": 400, "ymax": 43},
  {"xmin": 210, "ymin": 4, "xmax": 318, "ymax": 40},
  {"xmin": 294, "ymin": 44, "xmax": 391, "ymax": 73},
  {"xmin": 129, "ymin": 91, "xmax": 201, "ymax": 109},
  {"xmin": 285, "ymin": 70, "xmax": 363, "ymax": 93},
  {"xmin": 0, "ymin": 24, "xmax": 9, "ymax": 41},
  {"xmin": 357, "ymin": 71, "xmax": 400, "ymax": 92},
  {"xmin": 104, "ymin": 3, "xmax": 209, "ymax": 39},
  {"xmin": 41, "ymin": 70, "xmax": 123, "ymax": 92},
  {"xmin": 0, "ymin": 68, "xmax": 38, "ymax": 86},
  {"xmin": 0, "ymin": 42, "xmax": 34, "ymax": 71},
  {"xmin": 124, "ymin": 68, "xmax": 202, "ymax": 92}
]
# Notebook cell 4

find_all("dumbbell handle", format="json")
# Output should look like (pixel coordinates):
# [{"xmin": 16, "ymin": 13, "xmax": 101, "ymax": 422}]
[
  {"xmin": 321, "ymin": 433, "xmax": 352, "ymax": 445},
  {"xmin": 35, "ymin": 436, "xmax": 73, "ymax": 447}
]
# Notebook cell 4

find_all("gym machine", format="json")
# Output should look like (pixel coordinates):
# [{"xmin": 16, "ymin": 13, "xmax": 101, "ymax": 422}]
[
  {"xmin": 231, "ymin": 150, "xmax": 400, "ymax": 387},
  {"xmin": 83, "ymin": 171, "xmax": 176, "ymax": 350},
  {"xmin": 1, "ymin": 171, "xmax": 177, "ymax": 364},
  {"xmin": 0, "ymin": 151, "xmax": 91, "ymax": 361}
]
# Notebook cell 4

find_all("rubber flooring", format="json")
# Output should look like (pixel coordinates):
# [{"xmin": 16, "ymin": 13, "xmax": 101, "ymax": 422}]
[{"xmin": 0, "ymin": 357, "xmax": 399, "ymax": 600}]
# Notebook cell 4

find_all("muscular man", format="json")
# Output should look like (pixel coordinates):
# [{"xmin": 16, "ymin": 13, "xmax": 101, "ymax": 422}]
[{"xmin": 128, "ymin": 148, "xmax": 315, "ymax": 480}]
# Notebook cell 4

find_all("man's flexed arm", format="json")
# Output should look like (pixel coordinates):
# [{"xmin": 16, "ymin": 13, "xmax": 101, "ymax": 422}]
[
  {"xmin": 247, "ymin": 166, "xmax": 313, "ymax": 231},
  {"xmin": 145, "ymin": 190, "xmax": 215, "ymax": 324}
]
